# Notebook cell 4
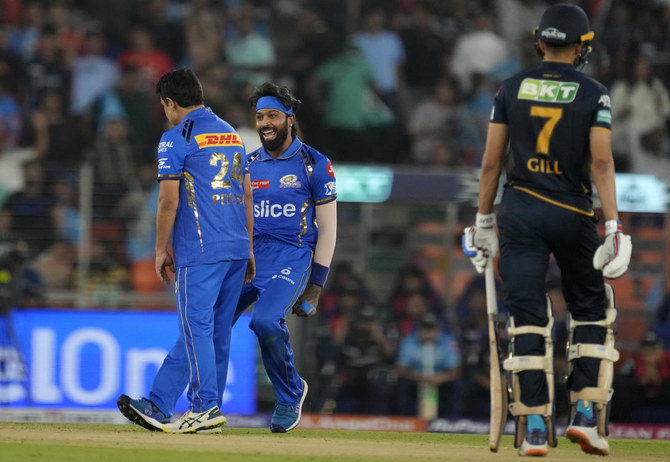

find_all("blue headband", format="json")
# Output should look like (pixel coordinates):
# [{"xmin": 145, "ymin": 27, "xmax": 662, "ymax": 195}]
[{"xmin": 256, "ymin": 96, "xmax": 294, "ymax": 115}]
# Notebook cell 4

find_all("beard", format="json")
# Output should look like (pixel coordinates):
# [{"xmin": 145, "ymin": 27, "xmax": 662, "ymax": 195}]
[{"xmin": 259, "ymin": 119, "xmax": 290, "ymax": 152}]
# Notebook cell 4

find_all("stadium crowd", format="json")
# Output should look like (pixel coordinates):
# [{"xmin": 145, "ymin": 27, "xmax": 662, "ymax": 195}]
[{"xmin": 0, "ymin": 0, "xmax": 669, "ymax": 420}]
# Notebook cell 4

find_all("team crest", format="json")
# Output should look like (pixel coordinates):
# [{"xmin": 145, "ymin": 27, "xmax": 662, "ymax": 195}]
[
  {"xmin": 280, "ymin": 174, "xmax": 301, "ymax": 188},
  {"xmin": 324, "ymin": 181, "xmax": 336, "ymax": 196}
]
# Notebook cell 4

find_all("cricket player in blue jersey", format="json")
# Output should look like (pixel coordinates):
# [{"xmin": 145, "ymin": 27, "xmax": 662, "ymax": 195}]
[
  {"xmin": 463, "ymin": 4, "xmax": 632, "ymax": 456},
  {"xmin": 117, "ymin": 68, "xmax": 255, "ymax": 433},
  {"xmin": 235, "ymin": 82, "xmax": 337, "ymax": 433}
]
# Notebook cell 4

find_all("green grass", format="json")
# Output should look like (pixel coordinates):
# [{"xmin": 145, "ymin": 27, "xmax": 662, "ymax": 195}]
[{"xmin": 1, "ymin": 422, "xmax": 668, "ymax": 461}]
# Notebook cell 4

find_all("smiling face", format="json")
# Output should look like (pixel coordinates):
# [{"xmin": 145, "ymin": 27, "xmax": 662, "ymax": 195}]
[{"xmin": 255, "ymin": 108, "xmax": 294, "ymax": 155}]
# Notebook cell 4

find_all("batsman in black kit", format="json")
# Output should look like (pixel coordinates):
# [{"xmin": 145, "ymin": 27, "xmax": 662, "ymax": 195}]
[{"xmin": 463, "ymin": 4, "xmax": 632, "ymax": 457}]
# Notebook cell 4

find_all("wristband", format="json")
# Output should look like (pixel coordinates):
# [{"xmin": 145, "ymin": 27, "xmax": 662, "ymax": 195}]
[
  {"xmin": 476, "ymin": 212, "xmax": 495, "ymax": 229},
  {"xmin": 605, "ymin": 220, "xmax": 621, "ymax": 235},
  {"xmin": 309, "ymin": 263, "xmax": 329, "ymax": 287}
]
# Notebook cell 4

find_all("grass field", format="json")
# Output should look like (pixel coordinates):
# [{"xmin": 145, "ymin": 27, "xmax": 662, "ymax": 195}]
[{"xmin": 1, "ymin": 422, "xmax": 668, "ymax": 461}]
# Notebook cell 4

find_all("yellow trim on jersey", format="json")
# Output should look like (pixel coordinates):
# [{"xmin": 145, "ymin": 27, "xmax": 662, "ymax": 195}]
[
  {"xmin": 489, "ymin": 122, "xmax": 507, "ymax": 126},
  {"xmin": 194, "ymin": 132, "xmax": 243, "ymax": 149},
  {"xmin": 590, "ymin": 126, "xmax": 611, "ymax": 133},
  {"xmin": 512, "ymin": 185, "xmax": 595, "ymax": 217}
]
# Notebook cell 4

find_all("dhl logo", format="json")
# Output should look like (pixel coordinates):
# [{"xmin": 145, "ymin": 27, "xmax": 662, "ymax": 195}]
[{"xmin": 195, "ymin": 133, "xmax": 243, "ymax": 148}]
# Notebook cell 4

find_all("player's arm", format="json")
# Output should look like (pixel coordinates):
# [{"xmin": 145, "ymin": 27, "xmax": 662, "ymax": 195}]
[
  {"xmin": 243, "ymin": 171, "xmax": 255, "ymax": 283},
  {"xmin": 589, "ymin": 128, "xmax": 618, "ymax": 222},
  {"xmin": 155, "ymin": 179, "xmax": 179, "ymax": 284},
  {"xmin": 478, "ymin": 123, "xmax": 508, "ymax": 214},
  {"xmin": 293, "ymin": 200, "xmax": 337, "ymax": 317}
]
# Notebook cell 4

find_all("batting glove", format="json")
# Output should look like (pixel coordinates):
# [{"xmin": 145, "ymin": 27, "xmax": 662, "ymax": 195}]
[
  {"xmin": 593, "ymin": 220, "xmax": 632, "ymax": 279},
  {"xmin": 462, "ymin": 213, "xmax": 499, "ymax": 274}
]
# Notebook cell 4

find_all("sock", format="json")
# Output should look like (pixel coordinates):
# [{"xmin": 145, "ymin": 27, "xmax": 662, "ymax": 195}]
[
  {"xmin": 527, "ymin": 414, "xmax": 546, "ymax": 432},
  {"xmin": 577, "ymin": 400, "xmax": 593, "ymax": 419}
]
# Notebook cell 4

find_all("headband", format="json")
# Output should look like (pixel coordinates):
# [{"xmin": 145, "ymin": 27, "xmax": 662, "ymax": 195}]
[{"xmin": 256, "ymin": 96, "xmax": 294, "ymax": 115}]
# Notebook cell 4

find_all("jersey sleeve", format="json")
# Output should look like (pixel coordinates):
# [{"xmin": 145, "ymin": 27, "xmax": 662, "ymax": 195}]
[
  {"xmin": 311, "ymin": 155, "xmax": 337, "ymax": 205},
  {"xmin": 156, "ymin": 131, "xmax": 186, "ymax": 181},
  {"xmin": 590, "ymin": 83, "xmax": 612, "ymax": 131},
  {"xmin": 490, "ymin": 83, "xmax": 508, "ymax": 125}
]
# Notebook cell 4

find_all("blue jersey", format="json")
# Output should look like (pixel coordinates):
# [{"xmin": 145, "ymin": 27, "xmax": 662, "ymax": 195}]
[
  {"xmin": 156, "ymin": 107, "xmax": 250, "ymax": 267},
  {"xmin": 248, "ymin": 136, "xmax": 336, "ymax": 249}
]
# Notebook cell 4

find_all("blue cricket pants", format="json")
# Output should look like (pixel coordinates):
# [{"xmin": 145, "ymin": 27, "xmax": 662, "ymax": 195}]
[
  {"xmin": 234, "ymin": 235, "xmax": 312, "ymax": 406},
  {"xmin": 149, "ymin": 259, "xmax": 247, "ymax": 415}
]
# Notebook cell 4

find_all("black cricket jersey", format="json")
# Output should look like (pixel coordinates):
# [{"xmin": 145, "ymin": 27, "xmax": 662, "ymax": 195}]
[{"xmin": 491, "ymin": 61, "xmax": 612, "ymax": 216}]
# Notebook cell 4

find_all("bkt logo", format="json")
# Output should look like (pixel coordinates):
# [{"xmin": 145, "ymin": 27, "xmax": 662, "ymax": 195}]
[
  {"xmin": 254, "ymin": 200, "xmax": 296, "ymax": 218},
  {"xmin": 518, "ymin": 79, "xmax": 580, "ymax": 103}
]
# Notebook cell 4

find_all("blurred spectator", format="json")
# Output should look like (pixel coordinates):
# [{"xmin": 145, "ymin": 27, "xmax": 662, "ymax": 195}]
[
  {"xmin": 29, "ymin": 89, "xmax": 83, "ymax": 171},
  {"xmin": 612, "ymin": 331, "xmax": 670, "ymax": 423},
  {"xmin": 320, "ymin": 261, "xmax": 376, "ymax": 318},
  {"xmin": 137, "ymin": 0, "xmax": 185, "ymax": 63},
  {"xmin": 333, "ymin": 305, "xmax": 396, "ymax": 414},
  {"xmin": 398, "ymin": 2, "xmax": 446, "ymax": 100},
  {"xmin": 32, "ymin": 238, "xmax": 75, "ymax": 290},
  {"xmin": 610, "ymin": 53, "xmax": 670, "ymax": 176},
  {"xmin": 46, "ymin": 0, "xmax": 84, "ymax": 66},
  {"xmin": 394, "ymin": 312, "xmax": 465, "ymax": 418},
  {"xmin": 0, "ymin": 26, "xmax": 22, "ymax": 94},
  {"xmin": 353, "ymin": 8, "xmax": 406, "ymax": 115},
  {"xmin": 8, "ymin": 1, "xmax": 44, "ymax": 62},
  {"xmin": 51, "ymin": 178, "xmax": 80, "ymax": 245},
  {"xmin": 224, "ymin": 3, "xmax": 276, "ymax": 89},
  {"xmin": 20, "ymin": 24, "xmax": 71, "ymax": 112},
  {"xmin": 3, "ymin": 159, "xmax": 55, "ymax": 257},
  {"xmin": 84, "ymin": 116, "xmax": 139, "ymax": 218},
  {"xmin": 70, "ymin": 27, "xmax": 120, "ymax": 115},
  {"xmin": 0, "ymin": 80, "xmax": 23, "ymax": 149},
  {"xmin": 493, "ymin": 0, "xmax": 545, "ymax": 62},
  {"xmin": 390, "ymin": 266, "xmax": 444, "ymax": 331},
  {"xmin": 407, "ymin": 78, "xmax": 459, "ymax": 164},
  {"xmin": 450, "ymin": 10, "xmax": 513, "ymax": 95},
  {"xmin": 313, "ymin": 40, "xmax": 393, "ymax": 163},
  {"xmin": 117, "ymin": 25, "xmax": 174, "ymax": 90}
]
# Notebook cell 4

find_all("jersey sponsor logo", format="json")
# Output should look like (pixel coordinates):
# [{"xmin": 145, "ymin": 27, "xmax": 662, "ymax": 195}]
[
  {"xmin": 324, "ymin": 181, "xmax": 336, "ymax": 196},
  {"xmin": 254, "ymin": 200, "xmax": 297, "ymax": 218},
  {"xmin": 279, "ymin": 174, "xmax": 301, "ymax": 188},
  {"xmin": 158, "ymin": 157, "xmax": 170, "ymax": 170},
  {"xmin": 194, "ymin": 132, "xmax": 243, "ymax": 149},
  {"xmin": 596, "ymin": 109, "xmax": 612, "ymax": 124},
  {"xmin": 518, "ymin": 79, "xmax": 579, "ymax": 103},
  {"xmin": 540, "ymin": 28, "xmax": 566, "ymax": 41},
  {"xmin": 251, "ymin": 179, "xmax": 270, "ymax": 190},
  {"xmin": 158, "ymin": 141, "xmax": 174, "ymax": 153},
  {"xmin": 327, "ymin": 161, "xmax": 335, "ymax": 178},
  {"xmin": 598, "ymin": 95, "xmax": 611, "ymax": 108}
]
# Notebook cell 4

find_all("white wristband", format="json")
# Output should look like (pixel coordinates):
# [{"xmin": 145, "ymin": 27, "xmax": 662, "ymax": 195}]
[
  {"xmin": 605, "ymin": 220, "xmax": 621, "ymax": 235},
  {"xmin": 476, "ymin": 213, "xmax": 495, "ymax": 228}
]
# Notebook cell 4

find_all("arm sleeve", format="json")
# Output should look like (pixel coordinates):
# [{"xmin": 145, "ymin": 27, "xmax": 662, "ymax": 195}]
[
  {"xmin": 310, "ymin": 156, "xmax": 337, "ymax": 205},
  {"xmin": 490, "ymin": 84, "xmax": 508, "ymax": 125}
]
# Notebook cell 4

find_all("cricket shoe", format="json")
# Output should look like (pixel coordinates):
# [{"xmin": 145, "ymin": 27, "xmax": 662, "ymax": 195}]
[
  {"xmin": 117, "ymin": 395, "xmax": 168, "ymax": 432},
  {"xmin": 518, "ymin": 415, "xmax": 548, "ymax": 457},
  {"xmin": 270, "ymin": 379, "xmax": 308, "ymax": 433},
  {"xmin": 163, "ymin": 406, "xmax": 227, "ymax": 434},
  {"xmin": 565, "ymin": 401, "xmax": 610, "ymax": 456}
]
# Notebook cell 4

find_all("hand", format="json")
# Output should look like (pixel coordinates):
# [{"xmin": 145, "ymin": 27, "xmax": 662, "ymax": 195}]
[
  {"xmin": 245, "ymin": 252, "xmax": 256, "ymax": 284},
  {"xmin": 155, "ymin": 250, "xmax": 175, "ymax": 285},
  {"xmin": 593, "ymin": 220, "xmax": 632, "ymax": 279},
  {"xmin": 292, "ymin": 283, "xmax": 321, "ymax": 317},
  {"xmin": 462, "ymin": 213, "xmax": 499, "ymax": 274}
]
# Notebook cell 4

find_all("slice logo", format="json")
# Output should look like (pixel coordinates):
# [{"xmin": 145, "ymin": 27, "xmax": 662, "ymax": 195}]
[
  {"xmin": 518, "ymin": 79, "xmax": 579, "ymax": 103},
  {"xmin": 327, "ymin": 161, "xmax": 335, "ymax": 178},
  {"xmin": 280, "ymin": 174, "xmax": 301, "ymax": 188},
  {"xmin": 251, "ymin": 179, "xmax": 270, "ymax": 190},
  {"xmin": 194, "ymin": 133, "xmax": 243, "ymax": 148}
]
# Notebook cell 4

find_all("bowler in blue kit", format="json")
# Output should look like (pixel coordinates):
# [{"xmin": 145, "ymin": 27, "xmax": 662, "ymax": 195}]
[
  {"xmin": 235, "ymin": 82, "xmax": 338, "ymax": 433},
  {"xmin": 117, "ymin": 68, "xmax": 255, "ymax": 434}
]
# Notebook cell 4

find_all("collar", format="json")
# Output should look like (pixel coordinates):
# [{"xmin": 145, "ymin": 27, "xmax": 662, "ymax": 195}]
[{"xmin": 257, "ymin": 136, "xmax": 303, "ymax": 161}]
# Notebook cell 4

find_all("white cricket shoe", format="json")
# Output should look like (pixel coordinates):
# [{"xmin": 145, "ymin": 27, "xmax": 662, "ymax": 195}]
[{"xmin": 162, "ymin": 406, "xmax": 227, "ymax": 434}]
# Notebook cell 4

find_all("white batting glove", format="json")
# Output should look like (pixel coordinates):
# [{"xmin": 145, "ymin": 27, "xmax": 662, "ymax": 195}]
[
  {"xmin": 462, "ymin": 213, "xmax": 499, "ymax": 274},
  {"xmin": 593, "ymin": 220, "xmax": 632, "ymax": 279}
]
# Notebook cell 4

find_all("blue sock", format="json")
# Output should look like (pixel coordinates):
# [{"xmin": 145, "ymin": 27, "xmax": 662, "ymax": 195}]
[
  {"xmin": 577, "ymin": 400, "xmax": 593, "ymax": 419},
  {"xmin": 527, "ymin": 414, "xmax": 546, "ymax": 432}
]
